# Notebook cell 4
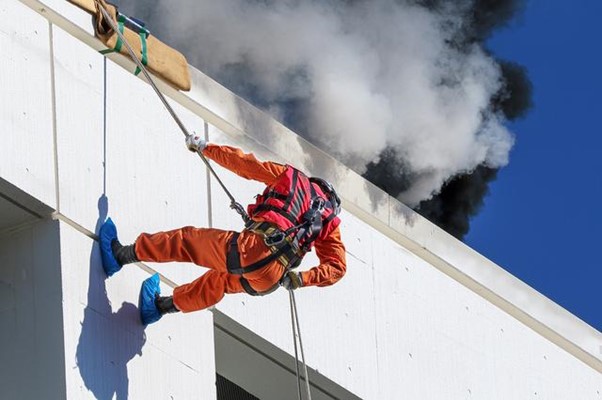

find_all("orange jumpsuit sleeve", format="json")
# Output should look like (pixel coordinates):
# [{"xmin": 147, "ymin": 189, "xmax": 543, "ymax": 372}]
[
  {"xmin": 300, "ymin": 226, "xmax": 347, "ymax": 287},
  {"xmin": 202, "ymin": 144, "xmax": 286, "ymax": 185}
]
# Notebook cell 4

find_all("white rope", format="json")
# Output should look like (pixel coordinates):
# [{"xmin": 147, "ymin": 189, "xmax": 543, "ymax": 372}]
[
  {"xmin": 289, "ymin": 290, "xmax": 303, "ymax": 400},
  {"xmin": 289, "ymin": 289, "xmax": 313, "ymax": 400}
]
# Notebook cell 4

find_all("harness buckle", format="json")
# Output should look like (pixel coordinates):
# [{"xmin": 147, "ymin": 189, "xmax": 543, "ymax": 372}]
[
  {"xmin": 311, "ymin": 197, "xmax": 326, "ymax": 213},
  {"xmin": 265, "ymin": 231, "xmax": 286, "ymax": 246}
]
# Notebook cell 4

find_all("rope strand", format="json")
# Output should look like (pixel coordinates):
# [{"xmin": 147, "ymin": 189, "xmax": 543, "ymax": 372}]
[
  {"xmin": 96, "ymin": 2, "xmax": 248, "ymax": 219},
  {"xmin": 290, "ymin": 289, "xmax": 313, "ymax": 400},
  {"xmin": 290, "ymin": 290, "xmax": 303, "ymax": 400}
]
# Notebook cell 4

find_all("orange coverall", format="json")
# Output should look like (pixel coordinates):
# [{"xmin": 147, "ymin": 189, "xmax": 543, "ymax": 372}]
[{"xmin": 134, "ymin": 144, "xmax": 347, "ymax": 313}]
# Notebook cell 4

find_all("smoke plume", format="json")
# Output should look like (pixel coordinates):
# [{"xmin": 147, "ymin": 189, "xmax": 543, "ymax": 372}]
[{"xmin": 116, "ymin": 0, "xmax": 531, "ymax": 239}]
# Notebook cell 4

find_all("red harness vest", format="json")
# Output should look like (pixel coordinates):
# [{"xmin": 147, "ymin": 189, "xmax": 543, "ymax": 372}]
[
  {"xmin": 248, "ymin": 166, "xmax": 341, "ymax": 252},
  {"xmin": 227, "ymin": 166, "xmax": 341, "ymax": 296}
]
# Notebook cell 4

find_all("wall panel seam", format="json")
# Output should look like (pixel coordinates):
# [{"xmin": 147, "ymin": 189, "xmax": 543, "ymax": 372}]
[
  {"xmin": 204, "ymin": 121, "xmax": 213, "ymax": 228},
  {"xmin": 49, "ymin": 21, "xmax": 60, "ymax": 212}
]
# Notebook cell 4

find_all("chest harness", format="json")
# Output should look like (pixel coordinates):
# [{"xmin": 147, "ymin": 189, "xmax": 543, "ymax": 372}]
[{"xmin": 225, "ymin": 167, "xmax": 341, "ymax": 296}]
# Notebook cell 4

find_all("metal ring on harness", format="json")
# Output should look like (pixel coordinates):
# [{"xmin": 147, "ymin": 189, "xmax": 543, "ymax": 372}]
[
  {"xmin": 264, "ymin": 230, "xmax": 286, "ymax": 247},
  {"xmin": 246, "ymin": 222, "xmax": 306, "ymax": 268}
]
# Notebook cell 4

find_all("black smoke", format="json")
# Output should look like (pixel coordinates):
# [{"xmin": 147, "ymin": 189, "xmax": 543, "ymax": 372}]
[
  {"xmin": 363, "ymin": 147, "xmax": 414, "ymax": 197},
  {"xmin": 417, "ymin": 165, "xmax": 499, "ymax": 239},
  {"xmin": 413, "ymin": 0, "xmax": 526, "ymax": 44},
  {"xmin": 364, "ymin": 0, "xmax": 532, "ymax": 239},
  {"xmin": 492, "ymin": 60, "xmax": 534, "ymax": 121}
]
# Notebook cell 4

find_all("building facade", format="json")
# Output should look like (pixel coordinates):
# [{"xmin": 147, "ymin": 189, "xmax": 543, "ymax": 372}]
[{"xmin": 1, "ymin": 1, "xmax": 601, "ymax": 399}]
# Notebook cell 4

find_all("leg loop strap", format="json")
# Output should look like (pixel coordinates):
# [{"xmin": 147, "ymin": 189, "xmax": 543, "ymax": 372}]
[{"xmin": 226, "ymin": 232, "xmax": 284, "ymax": 296}]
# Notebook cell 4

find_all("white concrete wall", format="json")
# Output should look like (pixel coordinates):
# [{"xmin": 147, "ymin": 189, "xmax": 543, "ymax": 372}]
[
  {"xmin": 2, "ymin": 2, "xmax": 216, "ymax": 399},
  {"xmin": 1, "ymin": 0, "xmax": 601, "ymax": 399},
  {"xmin": 60, "ymin": 220, "xmax": 215, "ymax": 399},
  {"xmin": 0, "ymin": 0, "xmax": 55, "ymax": 209}
]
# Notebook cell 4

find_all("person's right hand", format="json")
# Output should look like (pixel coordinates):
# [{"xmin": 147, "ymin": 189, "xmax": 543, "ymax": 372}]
[{"xmin": 185, "ymin": 134, "xmax": 207, "ymax": 153}]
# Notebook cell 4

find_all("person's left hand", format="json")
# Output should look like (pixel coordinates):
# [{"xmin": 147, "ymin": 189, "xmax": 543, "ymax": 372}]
[{"xmin": 281, "ymin": 271, "xmax": 303, "ymax": 290}]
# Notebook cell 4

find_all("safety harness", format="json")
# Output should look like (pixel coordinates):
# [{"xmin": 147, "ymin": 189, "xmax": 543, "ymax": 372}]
[{"xmin": 225, "ymin": 167, "xmax": 341, "ymax": 296}]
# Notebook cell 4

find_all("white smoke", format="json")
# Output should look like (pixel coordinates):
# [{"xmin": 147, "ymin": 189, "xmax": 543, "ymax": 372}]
[{"xmin": 120, "ymin": 0, "xmax": 513, "ymax": 206}]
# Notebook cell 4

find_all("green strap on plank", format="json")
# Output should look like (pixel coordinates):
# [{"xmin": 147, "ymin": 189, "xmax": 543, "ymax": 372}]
[
  {"xmin": 99, "ymin": 14, "xmax": 125, "ymax": 55},
  {"xmin": 133, "ymin": 31, "xmax": 148, "ymax": 76},
  {"xmin": 99, "ymin": 13, "xmax": 149, "ymax": 76}
]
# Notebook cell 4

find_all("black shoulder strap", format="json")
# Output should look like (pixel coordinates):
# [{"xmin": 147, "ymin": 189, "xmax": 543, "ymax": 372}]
[
  {"xmin": 252, "ymin": 204, "xmax": 298, "ymax": 225},
  {"xmin": 283, "ymin": 169, "xmax": 299, "ymax": 210},
  {"xmin": 323, "ymin": 202, "xmax": 338, "ymax": 223},
  {"xmin": 226, "ymin": 233, "xmax": 244, "ymax": 275}
]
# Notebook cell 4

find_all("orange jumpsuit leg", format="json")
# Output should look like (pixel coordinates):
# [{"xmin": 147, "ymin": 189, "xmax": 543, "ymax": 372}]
[{"xmin": 134, "ymin": 226, "xmax": 245, "ymax": 313}]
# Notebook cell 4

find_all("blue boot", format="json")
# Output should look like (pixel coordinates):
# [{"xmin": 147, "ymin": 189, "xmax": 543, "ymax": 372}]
[
  {"xmin": 99, "ymin": 218, "xmax": 122, "ymax": 277},
  {"xmin": 99, "ymin": 218, "xmax": 138, "ymax": 277},
  {"xmin": 139, "ymin": 273, "xmax": 162, "ymax": 325}
]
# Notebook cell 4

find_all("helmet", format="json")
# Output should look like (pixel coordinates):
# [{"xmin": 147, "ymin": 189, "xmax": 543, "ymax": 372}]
[{"xmin": 309, "ymin": 177, "xmax": 341, "ymax": 216}]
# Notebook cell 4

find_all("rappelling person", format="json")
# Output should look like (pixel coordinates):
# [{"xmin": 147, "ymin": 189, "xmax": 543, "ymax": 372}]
[{"xmin": 99, "ymin": 136, "xmax": 346, "ymax": 325}]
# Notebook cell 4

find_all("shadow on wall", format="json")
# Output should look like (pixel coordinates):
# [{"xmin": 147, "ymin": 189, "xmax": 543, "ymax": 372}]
[{"xmin": 76, "ymin": 195, "xmax": 147, "ymax": 400}]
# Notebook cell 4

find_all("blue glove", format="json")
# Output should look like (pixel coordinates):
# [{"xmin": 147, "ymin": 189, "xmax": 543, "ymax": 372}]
[{"xmin": 281, "ymin": 271, "xmax": 303, "ymax": 290}]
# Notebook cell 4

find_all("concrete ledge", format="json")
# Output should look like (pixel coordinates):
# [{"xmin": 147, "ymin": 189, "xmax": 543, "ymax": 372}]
[
  {"xmin": 0, "ymin": 177, "xmax": 55, "ymax": 226},
  {"xmin": 214, "ymin": 310, "xmax": 361, "ymax": 400}
]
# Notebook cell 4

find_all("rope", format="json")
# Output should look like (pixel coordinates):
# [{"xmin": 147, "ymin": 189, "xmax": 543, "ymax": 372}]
[
  {"xmin": 97, "ymin": 3, "xmax": 312, "ymax": 396},
  {"xmin": 289, "ymin": 290, "xmax": 303, "ymax": 400},
  {"xmin": 289, "ymin": 289, "xmax": 313, "ymax": 400},
  {"xmin": 95, "ymin": 2, "xmax": 249, "ymax": 223}
]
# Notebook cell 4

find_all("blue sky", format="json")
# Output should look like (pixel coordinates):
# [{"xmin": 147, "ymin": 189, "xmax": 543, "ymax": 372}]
[{"xmin": 466, "ymin": 0, "xmax": 602, "ymax": 331}]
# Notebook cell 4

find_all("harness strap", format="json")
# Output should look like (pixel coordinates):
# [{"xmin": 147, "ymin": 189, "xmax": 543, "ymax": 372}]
[
  {"xmin": 246, "ymin": 222, "xmax": 305, "ymax": 265},
  {"xmin": 239, "ymin": 277, "xmax": 257, "ymax": 295},
  {"xmin": 252, "ymin": 204, "xmax": 298, "ymax": 225},
  {"xmin": 245, "ymin": 245, "xmax": 289, "ymax": 273},
  {"xmin": 264, "ymin": 191, "xmax": 288, "ymax": 201},
  {"xmin": 323, "ymin": 201, "xmax": 338, "ymax": 223},
  {"xmin": 225, "ymin": 232, "xmax": 291, "ymax": 296},
  {"xmin": 248, "ymin": 221, "xmax": 281, "ymax": 236},
  {"xmin": 283, "ymin": 169, "xmax": 300, "ymax": 210},
  {"xmin": 240, "ymin": 278, "xmax": 280, "ymax": 297},
  {"xmin": 228, "ymin": 233, "xmax": 290, "ymax": 274},
  {"xmin": 303, "ymin": 185, "xmax": 323, "ymax": 249},
  {"xmin": 226, "ymin": 232, "xmax": 244, "ymax": 275},
  {"xmin": 289, "ymin": 177, "xmax": 307, "ymax": 219}
]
